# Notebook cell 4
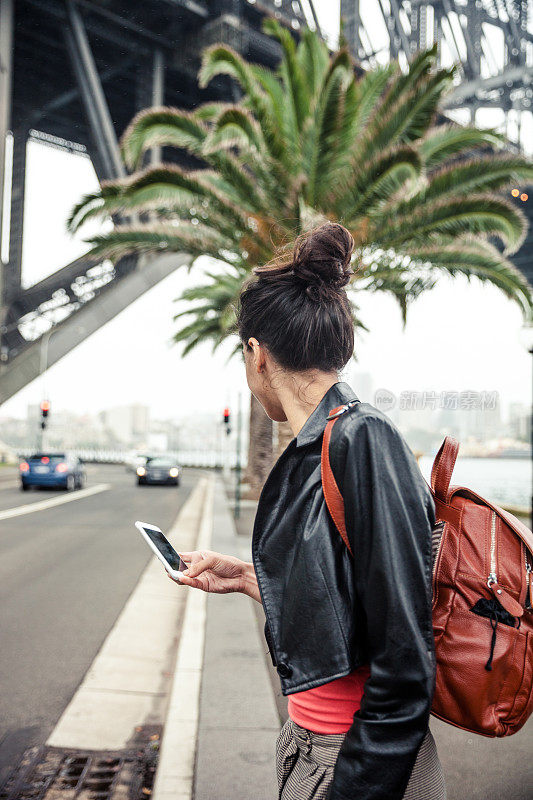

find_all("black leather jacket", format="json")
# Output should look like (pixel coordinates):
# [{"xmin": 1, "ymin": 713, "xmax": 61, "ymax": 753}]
[{"xmin": 251, "ymin": 381, "xmax": 436, "ymax": 800}]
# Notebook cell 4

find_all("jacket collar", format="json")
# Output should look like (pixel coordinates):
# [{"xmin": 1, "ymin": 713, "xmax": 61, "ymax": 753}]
[{"xmin": 295, "ymin": 381, "xmax": 359, "ymax": 449}]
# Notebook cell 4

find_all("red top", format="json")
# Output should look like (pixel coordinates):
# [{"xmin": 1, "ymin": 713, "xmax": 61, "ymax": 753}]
[{"xmin": 288, "ymin": 664, "xmax": 371, "ymax": 734}]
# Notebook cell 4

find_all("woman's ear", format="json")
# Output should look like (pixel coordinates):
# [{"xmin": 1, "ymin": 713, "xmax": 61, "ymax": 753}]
[{"xmin": 248, "ymin": 338, "xmax": 265, "ymax": 373}]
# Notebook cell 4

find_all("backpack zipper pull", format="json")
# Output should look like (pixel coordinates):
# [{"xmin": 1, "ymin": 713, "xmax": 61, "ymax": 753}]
[
  {"xmin": 485, "ymin": 613, "xmax": 498, "ymax": 671},
  {"xmin": 488, "ymin": 580, "xmax": 524, "ymax": 618}
]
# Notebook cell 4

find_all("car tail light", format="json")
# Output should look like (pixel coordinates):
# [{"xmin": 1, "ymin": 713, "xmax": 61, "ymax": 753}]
[
  {"xmin": 20, "ymin": 461, "xmax": 29, "ymax": 473},
  {"xmin": 41, "ymin": 456, "xmax": 50, "ymax": 464},
  {"xmin": 55, "ymin": 463, "xmax": 68, "ymax": 473}
]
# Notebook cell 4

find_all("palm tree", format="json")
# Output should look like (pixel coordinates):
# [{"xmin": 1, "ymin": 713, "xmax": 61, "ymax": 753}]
[{"xmin": 68, "ymin": 19, "xmax": 533, "ymax": 493}]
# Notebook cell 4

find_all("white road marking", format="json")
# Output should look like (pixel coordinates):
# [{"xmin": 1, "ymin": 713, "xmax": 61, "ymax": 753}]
[{"xmin": 0, "ymin": 484, "xmax": 111, "ymax": 521}]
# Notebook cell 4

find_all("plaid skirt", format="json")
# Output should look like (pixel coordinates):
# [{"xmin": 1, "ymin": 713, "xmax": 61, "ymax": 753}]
[{"xmin": 275, "ymin": 718, "xmax": 446, "ymax": 800}]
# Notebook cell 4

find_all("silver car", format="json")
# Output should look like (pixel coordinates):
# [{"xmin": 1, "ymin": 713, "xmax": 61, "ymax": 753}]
[{"xmin": 136, "ymin": 456, "xmax": 181, "ymax": 486}]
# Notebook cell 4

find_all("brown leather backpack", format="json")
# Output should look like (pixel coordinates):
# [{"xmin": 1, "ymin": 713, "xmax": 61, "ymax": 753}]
[{"xmin": 322, "ymin": 403, "xmax": 533, "ymax": 737}]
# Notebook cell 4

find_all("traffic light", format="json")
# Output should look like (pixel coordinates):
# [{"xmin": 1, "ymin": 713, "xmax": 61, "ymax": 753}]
[
  {"xmin": 40, "ymin": 400, "xmax": 50, "ymax": 430},
  {"xmin": 223, "ymin": 407, "xmax": 231, "ymax": 436}
]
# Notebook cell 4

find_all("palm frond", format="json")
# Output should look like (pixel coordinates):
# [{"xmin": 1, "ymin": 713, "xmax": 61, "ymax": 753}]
[
  {"xmin": 200, "ymin": 43, "xmax": 286, "ymax": 163},
  {"xmin": 296, "ymin": 26, "xmax": 330, "ymax": 105},
  {"xmin": 67, "ymin": 182, "xmax": 123, "ymax": 233},
  {"xmin": 85, "ymin": 222, "xmax": 237, "ymax": 262},
  {"xmin": 409, "ymin": 239, "xmax": 533, "ymax": 316},
  {"xmin": 379, "ymin": 194, "xmax": 527, "ymax": 253},
  {"xmin": 332, "ymin": 146, "xmax": 423, "ymax": 221},
  {"xmin": 120, "ymin": 107, "xmax": 207, "ymax": 170},
  {"xmin": 422, "ymin": 155, "xmax": 533, "ymax": 201},
  {"xmin": 204, "ymin": 106, "xmax": 265, "ymax": 153},
  {"xmin": 306, "ymin": 63, "xmax": 353, "ymax": 205},
  {"xmin": 419, "ymin": 124, "xmax": 506, "ymax": 168},
  {"xmin": 262, "ymin": 17, "xmax": 308, "ymax": 133},
  {"xmin": 348, "ymin": 64, "xmax": 396, "ymax": 139}
]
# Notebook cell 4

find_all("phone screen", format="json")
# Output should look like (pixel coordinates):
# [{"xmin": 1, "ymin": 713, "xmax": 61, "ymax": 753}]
[{"xmin": 142, "ymin": 526, "xmax": 187, "ymax": 572}]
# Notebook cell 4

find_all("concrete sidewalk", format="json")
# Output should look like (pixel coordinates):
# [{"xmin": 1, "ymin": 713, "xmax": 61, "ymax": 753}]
[
  {"xmin": 151, "ymin": 474, "xmax": 282, "ymax": 800},
  {"xmin": 193, "ymin": 477, "xmax": 282, "ymax": 800}
]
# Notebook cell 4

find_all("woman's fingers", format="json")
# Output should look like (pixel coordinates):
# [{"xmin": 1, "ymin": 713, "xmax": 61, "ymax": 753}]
[
  {"xmin": 166, "ymin": 571, "xmax": 203, "ymax": 590},
  {"xmin": 183, "ymin": 554, "xmax": 216, "ymax": 578},
  {"xmin": 179, "ymin": 551, "xmax": 209, "ymax": 564},
  {"xmin": 178, "ymin": 574, "xmax": 203, "ymax": 589}
]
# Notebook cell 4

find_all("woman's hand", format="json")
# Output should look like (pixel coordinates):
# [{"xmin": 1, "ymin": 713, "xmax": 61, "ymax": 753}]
[{"xmin": 168, "ymin": 550, "xmax": 261, "ymax": 602}]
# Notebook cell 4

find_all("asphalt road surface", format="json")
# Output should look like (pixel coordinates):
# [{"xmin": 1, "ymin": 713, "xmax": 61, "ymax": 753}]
[{"xmin": 0, "ymin": 464, "xmax": 201, "ymax": 786}]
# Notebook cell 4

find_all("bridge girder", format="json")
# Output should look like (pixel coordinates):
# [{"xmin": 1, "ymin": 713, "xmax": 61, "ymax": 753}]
[
  {"xmin": 0, "ymin": 0, "xmax": 310, "ymax": 403},
  {"xmin": 340, "ymin": 0, "xmax": 533, "ymax": 291},
  {"xmin": 341, "ymin": 0, "xmax": 533, "ymax": 137},
  {"xmin": 0, "ymin": 253, "xmax": 192, "ymax": 405}
]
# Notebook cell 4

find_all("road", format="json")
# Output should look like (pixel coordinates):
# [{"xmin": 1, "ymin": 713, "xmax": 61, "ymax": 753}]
[{"xmin": 0, "ymin": 464, "xmax": 201, "ymax": 786}]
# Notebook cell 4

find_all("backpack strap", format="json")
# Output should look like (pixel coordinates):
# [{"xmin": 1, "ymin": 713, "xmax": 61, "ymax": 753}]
[
  {"xmin": 321, "ymin": 402, "xmax": 358, "ymax": 558},
  {"xmin": 431, "ymin": 436, "xmax": 459, "ymax": 503}
]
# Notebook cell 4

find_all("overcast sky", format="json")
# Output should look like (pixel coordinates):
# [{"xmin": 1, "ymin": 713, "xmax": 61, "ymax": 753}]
[{"xmin": 1, "ymin": 0, "xmax": 532, "ymax": 423}]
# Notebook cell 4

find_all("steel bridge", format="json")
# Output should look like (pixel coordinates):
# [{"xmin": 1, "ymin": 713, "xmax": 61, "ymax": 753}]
[
  {"xmin": 341, "ymin": 1, "xmax": 533, "ymax": 132},
  {"xmin": 341, "ymin": 0, "xmax": 533, "ymax": 295},
  {"xmin": 1, "ymin": 0, "xmax": 532, "ymax": 405},
  {"xmin": 0, "ymin": 0, "xmax": 311, "ymax": 404}
]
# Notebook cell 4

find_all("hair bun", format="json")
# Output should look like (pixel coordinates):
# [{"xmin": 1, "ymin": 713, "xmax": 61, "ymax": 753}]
[
  {"xmin": 291, "ymin": 222, "xmax": 354, "ymax": 300},
  {"xmin": 252, "ymin": 222, "xmax": 355, "ymax": 302}
]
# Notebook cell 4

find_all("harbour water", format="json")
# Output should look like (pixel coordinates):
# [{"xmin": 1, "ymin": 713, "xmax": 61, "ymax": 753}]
[{"xmin": 418, "ymin": 456, "xmax": 531, "ymax": 510}]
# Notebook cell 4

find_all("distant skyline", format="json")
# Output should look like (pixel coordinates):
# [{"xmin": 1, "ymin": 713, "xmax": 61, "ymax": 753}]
[{"xmin": 1, "ymin": 0, "xmax": 532, "ymax": 425}]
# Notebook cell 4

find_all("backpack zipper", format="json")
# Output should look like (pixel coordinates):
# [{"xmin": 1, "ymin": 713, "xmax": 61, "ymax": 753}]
[
  {"xmin": 525, "ymin": 548, "xmax": 532, "ymax": 610},
  {"xmin": 487, "ymin": 510, "xmax": 498, "ymax": 588},
  {"xmin": 431, "ymin": 521, "xmax": 446, "ymax": 578},
  {"xmin": 485, "ymin": 512, "xmax": 527, "ymax": 618}
]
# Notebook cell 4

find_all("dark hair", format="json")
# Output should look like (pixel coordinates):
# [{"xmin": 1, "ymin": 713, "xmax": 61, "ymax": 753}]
[{"xmin": 237, "ymin": 222, "xmax": 355, "ymax": 372}]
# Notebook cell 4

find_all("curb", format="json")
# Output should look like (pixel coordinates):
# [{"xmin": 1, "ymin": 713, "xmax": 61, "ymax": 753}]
[{"xmin": 151, "ymin": 475, "xmax": 214, "ymax": 800}]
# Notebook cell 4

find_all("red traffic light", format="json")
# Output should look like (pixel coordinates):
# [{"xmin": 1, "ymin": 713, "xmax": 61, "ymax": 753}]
[
  {"xmin": 40, "ymin": 400, "xmax": 50, "ymax": 417},
  {"xmin": 223, "ymin": 407, "xmax": 230, "ymax": 424}
]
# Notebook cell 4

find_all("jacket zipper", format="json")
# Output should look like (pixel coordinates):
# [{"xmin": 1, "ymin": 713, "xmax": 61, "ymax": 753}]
[{"xmin": 487, "ymin": 510, "xmax": 498, "ymax": 588}]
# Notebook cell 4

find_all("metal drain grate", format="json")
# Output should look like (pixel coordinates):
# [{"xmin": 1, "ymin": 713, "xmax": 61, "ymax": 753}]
[{"xmin": 0, "ymin": 726, "xmax": 160, "ymax": 800}]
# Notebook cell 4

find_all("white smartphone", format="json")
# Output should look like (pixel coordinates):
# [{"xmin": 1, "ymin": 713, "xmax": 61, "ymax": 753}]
[{"xmin": 135, "ymin": 520, "xmax": 188, "ymax": 581}]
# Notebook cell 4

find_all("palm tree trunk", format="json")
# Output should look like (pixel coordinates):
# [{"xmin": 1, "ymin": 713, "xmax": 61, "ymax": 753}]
[
  {"xmin": 244, "ymin": 392, "xmax": 274, "ymax": 499},
  {"xmin": 275, "ymin": 420, "xmax": 294, "ymax": 460}
]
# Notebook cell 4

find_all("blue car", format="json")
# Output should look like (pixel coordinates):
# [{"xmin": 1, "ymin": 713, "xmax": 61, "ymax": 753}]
[{"xmin": 19, "ymin": 453, "xmax": 86, "ymax": 491}]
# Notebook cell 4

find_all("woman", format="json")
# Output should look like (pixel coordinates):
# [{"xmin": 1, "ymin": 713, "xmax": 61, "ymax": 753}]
[{"xmin": 172, "ymin": 223, "xmax": 446, "ymax": 800}]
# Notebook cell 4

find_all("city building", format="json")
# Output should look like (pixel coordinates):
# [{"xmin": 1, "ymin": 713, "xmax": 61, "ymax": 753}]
[{"xmin": 99, "ymin": 404, "xmax": 150, "ymax": 447}]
